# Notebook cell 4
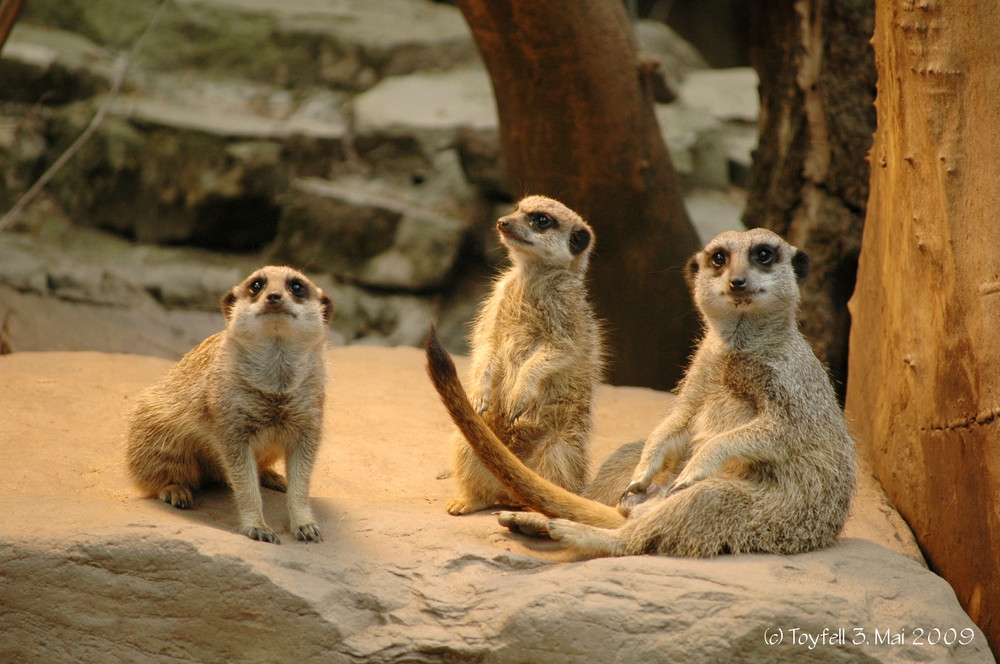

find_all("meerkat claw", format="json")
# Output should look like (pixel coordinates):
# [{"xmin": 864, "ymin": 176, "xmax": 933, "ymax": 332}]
[
  {"xmin": 246, "ymin": 526, "xmax": 281, "ymax": 544},
  {"xmin": 294, "ymin": 523, "xmax": 323, "ymax": 542}
]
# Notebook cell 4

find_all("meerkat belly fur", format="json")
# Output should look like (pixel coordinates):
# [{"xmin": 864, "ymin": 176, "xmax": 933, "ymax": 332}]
[
  {"xmin": 426, "ymin": 228, "xmax": 856, "ymax": 557},
  {"xmin": 445, "ymin": 195, "xmax": 602, "ymax": 515},
  {"xmin": 125, "ymin": 266, "xmax": 333, "ymax": 544}
]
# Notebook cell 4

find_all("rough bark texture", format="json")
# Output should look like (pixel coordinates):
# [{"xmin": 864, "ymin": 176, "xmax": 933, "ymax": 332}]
[
  {"xmin": 456, "ymin": 0, "xmax": 702, "ymax": 391},
  {"xmin": 746, "ymin": 0, "xmax": 876, "ymax": 399},
  {"xmin": 845, "ymin": 0, "xmax": 1000, "ymax": 655}
]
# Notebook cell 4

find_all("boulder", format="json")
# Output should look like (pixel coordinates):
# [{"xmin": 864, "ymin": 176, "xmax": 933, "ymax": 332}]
[
  {"xmin": 0, "ymin": 24, "xmax": 114, "ymax": 104},
  {"xmin": 633, "ymin": 18, "xmax": 709, "ymax": 102},
  {"xmin": 271, "ymin": 176, "xmax": 475, "ymax": 292},
  {"xmin": 0, "ymin": 346, "xmax": 990, "ymax": 663},
  {"xmin": 38, "ymin": 74, "xmax": 349, "ymax": 249},
  {"xmin": 352, "ymin": 67, "xmax": 498, "ymax": 154},
  {"xmin": 678, "ymin": 67, "xmax": 761, "ymax": 124},
  {"xmin": 21, "ymin": 0, "xmax": 479, "ymax": 91}
]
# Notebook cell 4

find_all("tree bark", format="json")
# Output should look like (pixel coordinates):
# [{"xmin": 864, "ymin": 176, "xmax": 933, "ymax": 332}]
[
  {"xmin": 745, "ymin": 0, "xmax": 876, "ymax": 399},
  {"xmin": 455, "ymin": 0, "xmax": 702, "ymax": 390},
  {"xmin": 845, "ymin": 0, "xmax": 1000, "ymax": 653}
]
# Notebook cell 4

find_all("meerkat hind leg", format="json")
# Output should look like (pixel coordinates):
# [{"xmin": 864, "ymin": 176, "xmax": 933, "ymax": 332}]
[{"xmin": 546, "ymin": 519, "xmax": 628, "ymax": 557}]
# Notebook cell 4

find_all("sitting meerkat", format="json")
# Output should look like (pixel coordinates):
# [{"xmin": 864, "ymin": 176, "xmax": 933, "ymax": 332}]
[
  {"xmin": 426, "ymin": 228, "xmax": 856, "ymax": 557},
  {"xmin": 444, "ymin": 195, "xmax": 603, "ymax": 515},
  {"xmin": 125, "ymin": 265, "xmax": 333, "ymax": 544}
]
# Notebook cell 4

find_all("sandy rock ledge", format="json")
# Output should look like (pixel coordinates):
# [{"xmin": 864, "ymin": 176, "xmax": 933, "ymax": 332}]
[{"xmin": 0, "ymin": 347, "xmax": 990, "ymax": 663}]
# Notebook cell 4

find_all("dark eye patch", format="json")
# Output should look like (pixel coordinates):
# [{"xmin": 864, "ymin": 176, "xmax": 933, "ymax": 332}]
[
  {"xmin": 528, "ymin": 212, "xmax": 557, "ymax": 230},
  {"xmin": 288, "ymin": 278, "xmax": 307, "ymax": 298},
  {"xmin": 709, "ymin": 249, "xmax": 728, "ymax": 268},
  {"xmin": 750, "ymin": 244, "xmax": 778, "ymax": 267},
  {"xmin": 249, "ymin": 278, "xmax": 266, "ymax": 295}
]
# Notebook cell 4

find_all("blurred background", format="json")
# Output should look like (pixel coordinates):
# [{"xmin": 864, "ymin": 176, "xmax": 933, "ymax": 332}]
[{"xmin": 0, "ymin": 0, "xmax": 757, "ymax": 368}]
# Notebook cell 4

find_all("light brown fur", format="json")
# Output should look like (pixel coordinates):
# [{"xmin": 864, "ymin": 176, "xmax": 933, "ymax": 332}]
[
  {"xmin": 125, "ymin": 266, "xmax": 333, "ymax": 544},
  {"xmin": 445, "ymin": 195, "xmax": 603, "ymax": 515},
  {"xmin": 427, "ymin": 228, "xmax": 856, "ymax": 558}
]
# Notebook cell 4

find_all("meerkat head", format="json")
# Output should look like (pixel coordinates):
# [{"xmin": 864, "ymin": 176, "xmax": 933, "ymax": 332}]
[
  {"xmin": 686, "ymin": 228, "xmax": 809, "ymax": 326},
  {"xmin": 496, "ymin": 195, "xmax": 595, "ymax": 271},
  {"xmin": 222, "ymin": 266, "xmax": 334, "ymax": 343}
]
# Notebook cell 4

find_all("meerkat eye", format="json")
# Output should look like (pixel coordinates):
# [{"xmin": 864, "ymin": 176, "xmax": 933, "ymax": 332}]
[
  {"xmin": 710, "ymin": 251, "xmax": 727, "ymax": 268},
  {"xmin": 249, "ymin": 279, "xmax": 265, "ymax": 294},
  {"xmin": 752, "ymin": 246, "xmax": 776, "ymax": 266},
  {"xmin": 288, "ymin": 279, "xmax": 306, "ymax": 298},
  {"xmin": 529, "ymin": 213, "xmax": 555, "ymax": 230}
]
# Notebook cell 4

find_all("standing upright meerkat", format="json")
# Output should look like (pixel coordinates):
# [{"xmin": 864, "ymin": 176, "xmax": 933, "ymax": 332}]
[
  {"xmin": 125, "ymin": 265, "xmax": 333, "ymax": 544},
  {"xmin": 426, "ymin": 228, "xmax": 856, "ymax": 557},
  {"xmin": 443, "ymin": 195, "xmax": 603, "ymax": 515}
]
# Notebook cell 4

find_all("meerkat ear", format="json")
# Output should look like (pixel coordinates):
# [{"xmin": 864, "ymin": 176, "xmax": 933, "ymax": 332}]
[
  {"xmin": 320, "ymin": 294, "xmax": 334, "ymax": 324},
  {"xmin": 791, "ymin": 249, "xmax": 810, "ymax": 283},
  {"xmin": 221, "ymin": 290, "xmax": 238, "ymax": 320},
  {"xmin": 569, "ymin": 227, "xmax": 592, "ymax": 255},
  {"xmin": 684, "ymin": 254, "xmax": 700, "ymax": 292}
]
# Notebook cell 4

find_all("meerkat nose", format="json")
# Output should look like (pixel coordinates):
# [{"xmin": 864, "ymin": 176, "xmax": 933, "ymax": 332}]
[
  {"xmin": 267, "ymin": 292, "xmax": 282, "ymax": 302},
  {"xmin": 730, "ymin": 277, "xmax": 748, "ymax": 291}
]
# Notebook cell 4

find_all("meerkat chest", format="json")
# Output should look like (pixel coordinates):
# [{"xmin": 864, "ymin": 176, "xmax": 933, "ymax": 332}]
[
  {"xmin": 689, "ymin": 376, "xmax": 757, "ymax": 439},
  {"xmin": 216, "ymin": 368, "xmax": 320, "ymax": 436}
]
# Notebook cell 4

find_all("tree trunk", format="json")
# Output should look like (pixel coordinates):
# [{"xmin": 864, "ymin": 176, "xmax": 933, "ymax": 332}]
[
  {"xmin": 456, "ymin": 0, "xmax": 702, "ymax": 390},
  {"xmin": 745, "ymin": 0, "xmax": 876, "ymax": 400},
  {"xmin": 0, "ymin": 0, "xmax": 25, "ymax": 54},
  {"xmin": 845, "ymin": 0, "xmax": 1000, "ymax": 653}
]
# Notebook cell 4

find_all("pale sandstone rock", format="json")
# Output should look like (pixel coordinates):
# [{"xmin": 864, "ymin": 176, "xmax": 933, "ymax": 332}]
[{"xmin": 0, "ymin": 347, "xmax": 989, "ymax": 663}]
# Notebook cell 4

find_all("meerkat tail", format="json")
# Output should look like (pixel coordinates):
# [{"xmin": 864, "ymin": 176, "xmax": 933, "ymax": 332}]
[{"xmin": 424, "ymin": 329, "xmax": 625, "ymax": 528}]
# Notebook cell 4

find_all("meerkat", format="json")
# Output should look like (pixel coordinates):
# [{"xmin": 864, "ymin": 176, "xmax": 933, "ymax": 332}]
[
  {"xmin": 125, "ymin": 265, "xmax": 333, "ymax": 544},
  {"xmin": 426, "ymin": 228, "xmax": 856, "ymax": 557},
  {"xmin": 442, "ymin": 195, "xmax": 603, "ymax": 516}
]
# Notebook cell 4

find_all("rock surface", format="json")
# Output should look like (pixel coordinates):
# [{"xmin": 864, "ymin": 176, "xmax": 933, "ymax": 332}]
[{"xmin": 0, "ymin": 346, "xmax": 990, "ymax": 663}]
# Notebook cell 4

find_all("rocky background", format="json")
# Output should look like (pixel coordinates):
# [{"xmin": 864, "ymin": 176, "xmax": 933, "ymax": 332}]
[{"xmin": 0, "ymin": 0, "xmax": 755, "ymax": 359}]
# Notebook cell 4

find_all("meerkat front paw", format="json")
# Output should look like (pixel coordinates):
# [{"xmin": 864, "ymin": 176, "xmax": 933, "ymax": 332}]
[
  {"xmin": 669, "ymin": 462, "xmax": 714, "ymax": 493},
  {"xmin": 497, "ymin": 510, "xmax": 549, "ymax": 537},
  {"xmin": 620, "ymin": 473, "xmax": 654, "ymax": 503},
  {"xmin": 506, "ymin": 386, "xmax": 539, "ymax": 423},
  {"xmin": 617, "ymin": 483, "xmax": 659, "ymax": 516},
  {"xmin": 470, "ymin": 387, "xmax": 491, "ymax": 415},
  {"xmin": 259, "ymin": 469, "xmax": 287, "ymax": 492},
  {"xmin": 293, "ymin": 522, "xmax": 322, "ymax": 542},
  {"xmin": 157, "ymin": 484, "xmax": 194, "ymax": 509},
  {"xmin": 244, "ymin": 525, "xmax": 281, "ymax": 544}
]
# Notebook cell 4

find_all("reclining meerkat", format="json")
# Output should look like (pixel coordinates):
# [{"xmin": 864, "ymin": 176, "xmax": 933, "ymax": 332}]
[
  {"xmin": 125, "ymin": 265, "xmax": 333, "ymax": 544},
  {"xmin": 443, "ymin": 195, "xmax": 603, "ymax": 515},
  {"xmin": 426, "ymin": 228, "xmax": 856, "ymax": 557}
]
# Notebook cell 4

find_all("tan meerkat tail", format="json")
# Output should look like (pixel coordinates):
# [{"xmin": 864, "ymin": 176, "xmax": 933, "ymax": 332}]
[{"xmin": 424, "ymin": 328, "xmax": 625, "ymax": 528}]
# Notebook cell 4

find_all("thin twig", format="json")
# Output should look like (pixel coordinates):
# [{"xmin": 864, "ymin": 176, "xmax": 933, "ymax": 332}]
[{"xmin": 0, "ymin": 0, "xmax": 172, "ymax": 233}]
